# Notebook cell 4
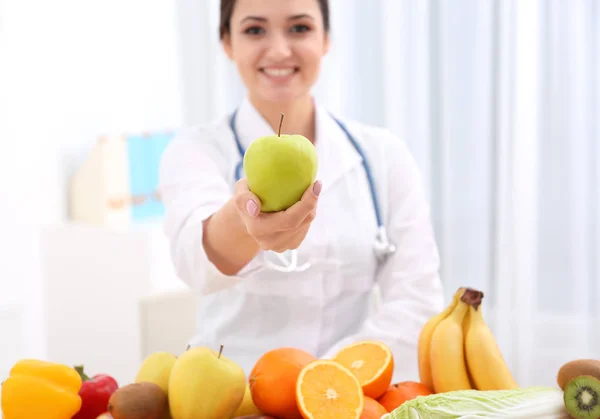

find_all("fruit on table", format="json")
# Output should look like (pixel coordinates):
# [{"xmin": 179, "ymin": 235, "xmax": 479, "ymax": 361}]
[
  {"xmin": 332, "ymin": 340, "xmax": 394, "ymax": 399},
  {"xmin": 417, "ymin": 287, "xmax": 465, "ymax": 390},
  {"xmin": 232, "ymin": 416, "xmax": 278, "ymax": 419},
  {"xmin": 1, "ymin": 359, "xmax": 83, "ymax": 419},
  {"xmin": 464, "ymin": 297, "xmax": 519, "ymax": 391},
  {"xmin": 296, "ymin": 359, "xmax": 364, "ymax": 419},
  {"xmin": 360, "ymin": 396, "xmax": 388, "ymax": 419},
  {"xmin": 243, "ymin": 113, "xmax": 319, "ymax": 213},
  {"xmin": 135, "ymin": 351, "xmax": 177, "ymax": 418},
  {"xmin": 233, "ymin": 384, "xmax": 263, "ymax": 417},
  {"xmin": 376, "ymin": 381, "xmax": 433, "ymax": 412},
  {"xmin": 107, "ymin": 382, "xmax": 166, "ymax": 419},
  {"xmin": 249, "ymin": 347, "xmax": 316, "ymax": 419},
  {"xmin": 135, "ymin": 351, "xmax": 177, "ymax": 394},
  {"xmin": 418, "ymin": 286, "xmax": 519, "ymax": 395},
  {"xmin": 72, "ymin": 365, "xmax": 119, "ymax": 419},
  {"xmin": 168, "ymin": 345, "xmax": 246, "ymax": 419},
  {"xmin": 562, "ymin": 375, "xmax": 600, "ymax": 419},
  {"xmin": 429, "ymin": 289, "xmax": 481, "ymax": 393},
  {"xmin": 557, "ymin": 359, "xmax": 600, "ymax": 390}
]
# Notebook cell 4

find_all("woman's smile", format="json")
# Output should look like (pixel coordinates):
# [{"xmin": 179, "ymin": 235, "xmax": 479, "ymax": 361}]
[{"xmin": 260, "ymin": 66, "xmax": 300, "ymax": 82}]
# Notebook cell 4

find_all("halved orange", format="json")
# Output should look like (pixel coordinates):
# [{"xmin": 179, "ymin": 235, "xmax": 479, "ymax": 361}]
[
  {"xmin": 332, "ymin": 340, "xmax": 394, "ymax": 399},
  {"xmin": 296, "ymin": 360, "xmax": 364, "ymax": 419}
]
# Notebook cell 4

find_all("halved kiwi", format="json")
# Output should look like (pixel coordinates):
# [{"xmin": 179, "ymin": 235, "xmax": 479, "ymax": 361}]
[{"xmin": 563, "ymin": 375, "xmax": 600, "ymax": 419}]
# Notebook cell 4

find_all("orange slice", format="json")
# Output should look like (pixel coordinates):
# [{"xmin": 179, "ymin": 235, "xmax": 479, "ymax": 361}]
[
  {"xmin": 332, "ymin": 340, "xmax": 394, "ymax": 399},
  {"xmin": 296, "ymin": 360, "xmax": 364, "ymax": 419}
]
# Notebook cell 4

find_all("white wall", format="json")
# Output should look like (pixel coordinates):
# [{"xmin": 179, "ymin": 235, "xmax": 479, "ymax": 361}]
[{"xmin": 0, "ymin": 0, "xmax": 185, "ymax": 378}]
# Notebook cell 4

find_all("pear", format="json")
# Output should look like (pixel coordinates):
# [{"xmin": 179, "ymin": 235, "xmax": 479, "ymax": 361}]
[
  {"xmin": 135, "ymin": 351, "xmax": 177, "ymax": 394},
  {"xmin": 135, "ymin": 351, "xmax": 177, "ymax": 419},
  {"xmin": 244, "ymin": 113, "xmax": 318, "ymax": 212},
  {"xmin": 168, "ymin": 345, "xmax": 246, "ymax": 419}
]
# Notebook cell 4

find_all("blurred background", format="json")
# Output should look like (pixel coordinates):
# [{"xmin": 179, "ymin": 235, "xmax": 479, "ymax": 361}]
[{"xmin": 0, "ymin": 0, "xmax": 598, "ymax": 390}]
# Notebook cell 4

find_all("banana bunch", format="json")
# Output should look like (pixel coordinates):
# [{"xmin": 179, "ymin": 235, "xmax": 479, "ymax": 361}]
[{"xmin": 417, "ymin": 287, "xmax": 519, "ymax": 393}]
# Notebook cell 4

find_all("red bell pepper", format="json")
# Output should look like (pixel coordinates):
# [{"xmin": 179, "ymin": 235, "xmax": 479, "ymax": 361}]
[{"xmin": 72, "ymin": 365, "xmax": 119, "ymax": 419}]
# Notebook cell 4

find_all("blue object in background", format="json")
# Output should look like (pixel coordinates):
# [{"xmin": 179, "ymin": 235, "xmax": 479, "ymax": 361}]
[{"xmin": 126, "ymin": 131, "xmax": 174, "ymax": 221}]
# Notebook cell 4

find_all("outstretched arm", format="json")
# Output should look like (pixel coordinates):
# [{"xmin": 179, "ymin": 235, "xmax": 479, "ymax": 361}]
[{"xmin": 159, "ymin": 130, "xmax": 263, "ymax": 293}]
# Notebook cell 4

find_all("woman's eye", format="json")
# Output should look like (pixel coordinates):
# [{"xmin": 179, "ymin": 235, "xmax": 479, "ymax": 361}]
[
  {"xmin": 290, "ymin": 24, "xmax": 311, "ymax": 33},
  {"xmin": 244, "ymin": 26, "xmax": 264, "ymax": 35}
]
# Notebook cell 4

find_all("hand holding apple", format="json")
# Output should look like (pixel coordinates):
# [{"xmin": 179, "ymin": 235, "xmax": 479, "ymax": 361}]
[
  {"xmin": 235, "ymin": 113, "xmax": 321, "ymax": 253},
  {"xmin": 233, "ymin": 177, "xmax": 321, "ymax": 253},
  {"xmin": 243, "ymin": 113, "xmax": 319, "ymax": 213}
]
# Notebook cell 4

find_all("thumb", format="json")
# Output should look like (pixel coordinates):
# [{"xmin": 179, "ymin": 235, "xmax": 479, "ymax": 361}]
[
  {"xmin": 234, "ymin": 178, "xmax": 262, "ymax": 217},
  {"xmin": 286, "ymin": 180, "xmax": 322, "ymax": 216},
  {"xmin": 303, "ymin": 180, "xmax": 322, "ymax": 204}
]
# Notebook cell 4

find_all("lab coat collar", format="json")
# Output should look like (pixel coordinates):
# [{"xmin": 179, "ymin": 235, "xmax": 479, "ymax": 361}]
[{"xmin": 234, "ymin": 96, "xmax": 363, "ymax": 194}]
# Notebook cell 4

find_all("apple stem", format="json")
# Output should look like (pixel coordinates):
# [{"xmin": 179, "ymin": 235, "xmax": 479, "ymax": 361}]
[
  {"xmin": 278, "ymin": 113, "xmax": 284, "ymax": 137},
  {"xmin": 219, "ymin": 344, "xmax": 224, "ymax": 359}
]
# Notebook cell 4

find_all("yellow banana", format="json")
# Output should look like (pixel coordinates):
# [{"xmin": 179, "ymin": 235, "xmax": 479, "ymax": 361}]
[
  {"xmin": 430, "ymin": 290, "xmax": 479, "ymax": 393},
  {"xmin": 464, "ymin": 303, "xmax": 519, "ymax": 390},
  {"xmin": 461, "ymin": 306, "xmax": 477, "ymax": 389},
  {"xmin": 417, "ymin": 287, "xmax": 466, "ymax": 390}
]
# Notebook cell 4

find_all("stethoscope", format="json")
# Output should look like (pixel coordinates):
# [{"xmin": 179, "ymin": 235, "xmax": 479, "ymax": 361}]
[{"xmin": 230, "ymin": 108, "xmax": 396, "ymax": 272}]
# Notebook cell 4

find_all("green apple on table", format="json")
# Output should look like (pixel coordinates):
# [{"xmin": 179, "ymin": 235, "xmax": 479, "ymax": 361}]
[{"xmin": 243, "ymin": 113, "xmax": 319, "ymax": 213}]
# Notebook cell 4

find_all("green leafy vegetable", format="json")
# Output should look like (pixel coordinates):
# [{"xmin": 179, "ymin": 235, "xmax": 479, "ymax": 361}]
[{"xmin": 384, "ymin": 386, "xmax": 570, "ymax": 419}]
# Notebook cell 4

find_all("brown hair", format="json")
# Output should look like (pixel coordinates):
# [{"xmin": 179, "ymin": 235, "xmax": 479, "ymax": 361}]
[{"xmin": 219, "ymin": 0, "xmax": 330, "ymax": 39}]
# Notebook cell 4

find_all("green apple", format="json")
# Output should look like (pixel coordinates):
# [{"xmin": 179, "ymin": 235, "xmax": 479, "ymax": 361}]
[
  {"xmin": 243, "ymin": 113, "xmax": 318, "ymax": 212},
  {"xmin": 168, "ymin": 345, "xmax": 247, "ymax": 419}
]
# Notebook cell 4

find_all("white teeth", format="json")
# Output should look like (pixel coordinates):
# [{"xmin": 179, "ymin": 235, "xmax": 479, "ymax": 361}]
[{"xmin": 263, "ymin": 68, "xmax": 295, "ymax": 77}]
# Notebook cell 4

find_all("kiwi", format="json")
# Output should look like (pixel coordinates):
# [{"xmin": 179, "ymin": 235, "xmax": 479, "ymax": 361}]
[
  {"xmin": 557, "ymin": 359, "xmax": 600, "ymax": 390},
  {"xmin": 108, "ymin": 382, "xmax": 167, "ymax": 419},
  {"xmin": 563, "ymin": 375, "xmax": 600, "ymax": 419}
]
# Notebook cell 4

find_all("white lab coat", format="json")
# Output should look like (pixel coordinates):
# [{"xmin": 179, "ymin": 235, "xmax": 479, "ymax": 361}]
[{"xmin": 158, "ymin": 96, "xmax": 445, "ymax": 383}]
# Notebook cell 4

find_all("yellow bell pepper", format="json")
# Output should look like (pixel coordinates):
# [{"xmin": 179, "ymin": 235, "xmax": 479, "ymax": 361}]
[{"xmin": 1, "ymin": 359, "xmax": 83, "ymax": 419}]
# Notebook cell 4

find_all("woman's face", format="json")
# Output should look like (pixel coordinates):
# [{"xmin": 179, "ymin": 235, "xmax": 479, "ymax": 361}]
[{"xmin": 222, "ymin": 0, "xmax": 330, "ymax": 105}]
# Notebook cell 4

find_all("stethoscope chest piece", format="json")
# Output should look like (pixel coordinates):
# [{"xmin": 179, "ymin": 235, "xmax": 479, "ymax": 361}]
[{"xmin": 373, "ymin": 226, "xmax": 396, "ymax": 263}]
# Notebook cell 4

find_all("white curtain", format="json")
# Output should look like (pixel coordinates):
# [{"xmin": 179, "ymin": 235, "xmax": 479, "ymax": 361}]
[{"xmin": 175, "ymin": 0, "xmax": 599, "ymax": 387}]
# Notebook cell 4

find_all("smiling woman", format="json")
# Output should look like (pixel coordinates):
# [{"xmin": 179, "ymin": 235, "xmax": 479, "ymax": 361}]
[
  {"xmin": 158, "ymin": 0, "xmax": 445, "ymax": 381},
  {"xmin": 219, "ymin": 0, "xmax": 331, "ymax": 141}
]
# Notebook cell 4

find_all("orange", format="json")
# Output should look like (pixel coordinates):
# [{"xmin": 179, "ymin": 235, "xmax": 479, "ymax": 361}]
[
  {"xmin": 332, "ymin": 340, "xmax": 394, "ymax": 399},
  {"xmin": 377, "ymin": 381, "xmax": 433, "ymax": 412},
  {"xmin": 296, "ymin": 360, "xmax": 364, "ymax": 419},
  {"xmin": 360, "ymin": 396, "xmax": 388, "ymax": 419},
  {"xmin": 249, "ymin": 347, "xmax": 316, "ymax": 419}
]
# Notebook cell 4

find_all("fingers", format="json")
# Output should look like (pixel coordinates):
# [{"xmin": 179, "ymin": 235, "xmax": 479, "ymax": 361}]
[
  {"xmin": 234, "ymin": 178, "xmax": 262, "ymax": 218},
  {"xmin": 270, "ymin": 180, "xmax": 322, "ymax": 231},
  {"xmin": 267, "ymin": 222, "xmax": 311, "ymax": 252},
  {"xmin": 296, "ymin": 179, "xmax": 322, "ymax": 212},
  {"xmin": 286, "ymin": 224, "xmax": 312, "ymax": 250},
  {"xmin": 235, "ymin": 178, "xmax": 321, "ymax": 248}
]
